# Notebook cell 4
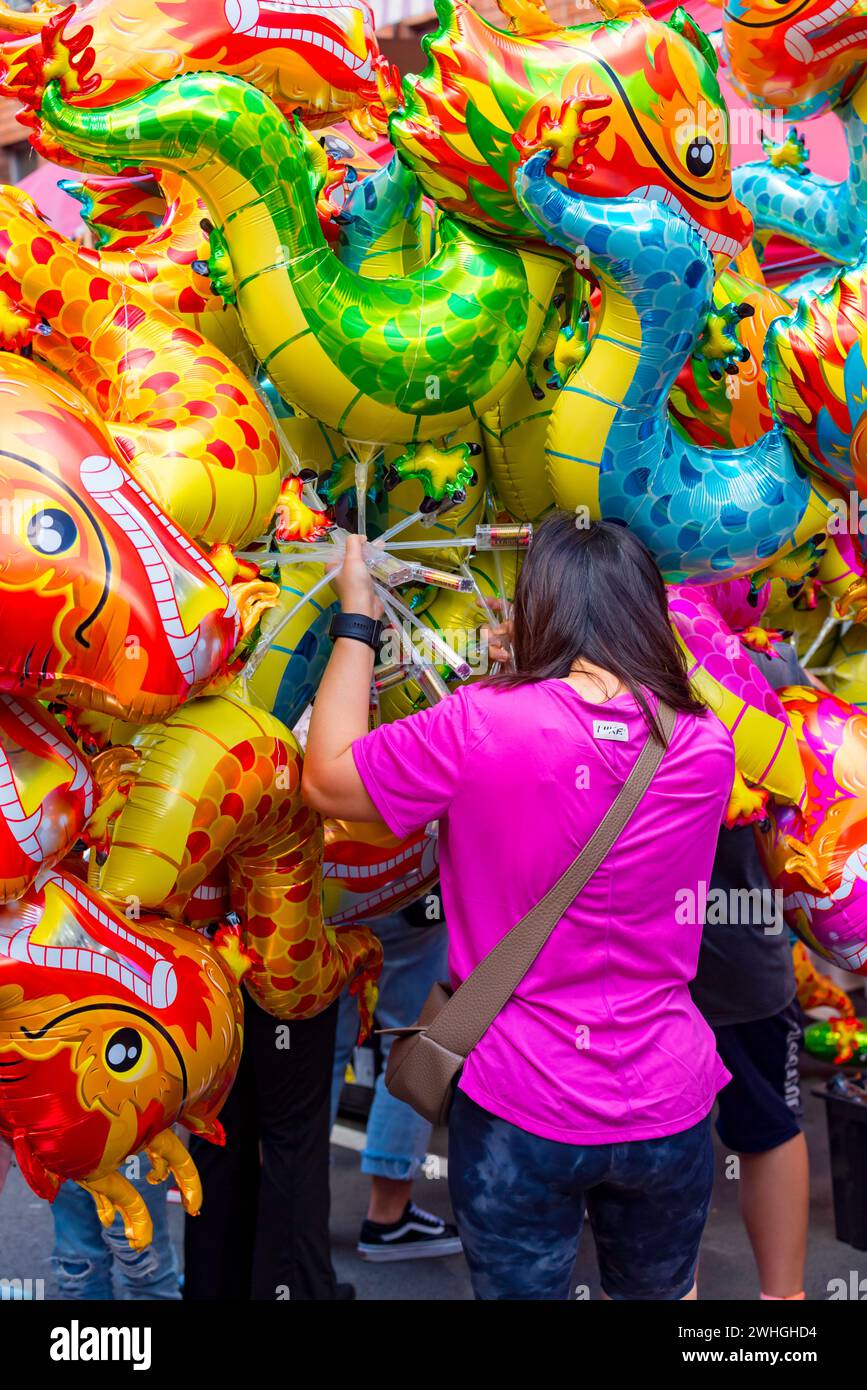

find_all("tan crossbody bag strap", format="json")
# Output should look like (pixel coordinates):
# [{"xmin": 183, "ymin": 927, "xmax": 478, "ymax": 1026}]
[{"xmin": 423, "ymin": 701, "xmax": 676, "ymax": 1059}]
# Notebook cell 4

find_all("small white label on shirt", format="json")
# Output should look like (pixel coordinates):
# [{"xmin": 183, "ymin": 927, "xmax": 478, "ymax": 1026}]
[{"xmin": 593, "ymin": 719, "xmax": 629, "ymax": 742}]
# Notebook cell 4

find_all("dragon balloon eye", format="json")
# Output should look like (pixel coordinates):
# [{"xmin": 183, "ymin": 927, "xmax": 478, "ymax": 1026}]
[
  {"xmin": 686, "ymin": 137, "xmax": 715, "ymax": 177},
  {"xmin": 105, "ymin": 1028, "xmax": 143, "ymax": 1073},
  {"xmin": 26, "ymin": 508, "xmax": 78, "ymax": 555}
]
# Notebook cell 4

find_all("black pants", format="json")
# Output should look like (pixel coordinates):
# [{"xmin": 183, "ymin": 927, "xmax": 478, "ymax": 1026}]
[{"xmin": 184, "ymin": 993, "xmax": 339, "ymax": 1301}]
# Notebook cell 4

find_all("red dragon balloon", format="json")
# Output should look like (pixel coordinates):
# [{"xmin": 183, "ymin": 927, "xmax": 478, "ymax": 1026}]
[
  {"xmin": 0, "ymin": 353, "xmax": 243, "ymax": 722},
  {"xmin": 0, "ymin": 0, "xmax": 390, "ymax": 140},
  {"xmin": 0, "ymin": 869, "xmax": 244, "ymax": 1248},
  {"xmin": 758, "ymin": 686, "xmax": 867, "ymax": 974}
]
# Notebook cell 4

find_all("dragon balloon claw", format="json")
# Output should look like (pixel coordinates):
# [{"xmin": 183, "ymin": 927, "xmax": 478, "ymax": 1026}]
[
  {"xmin": 85, "ymin": 746, "xmax": 140, "ymax": 850},
  {"xmin": 762, "ymin": 127, "xmax": 810, "ymax": 175},
  {"xmin": 694, "ymin": 300, "xmax": 754, "ymax": 380},
  {"xmin": 0, "ymin": 289, "xmax": 41, "ymax": 350},
  {"xmin": 838, "ymin": 575, "xmax": 867, "ymax": 622},
  {"xmin": 725, "ymin": 772, "xmax": 769, "ymax": 829},
  {"xmin": 513, "ymin": 94, "xmax": 612, "ymax": 188},
  {"xmin": 144, "ymin": 1128, "xmax": 203, "ymax": 1217},
  {"xmin": 589, "ymin": 0, "xmax": 648, "ymax": 19},
  {"xmin": 275, "ymin": 476, "xmax": 333, "ymax": 544},
  {"xmin": 212, "ymin": 924, "xmax": 254, "ymax": 985},
  {"xmin": 384, "ymin": 441, "xmax": 476, "ymax": 504},
  {"xmin": 79, "ymin": 1170, "xmax": 153, "ymax": 1250}
]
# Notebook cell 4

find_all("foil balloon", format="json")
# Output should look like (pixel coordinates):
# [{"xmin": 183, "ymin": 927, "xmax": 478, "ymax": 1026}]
[
  {"xmin": 830, "ymin": 624, "xmax": 867, "ymax": 713},
  {"xmin": 32, "ymin": 70, "xmax": 561, "ymax": 447},
  {"xmin": 247, "ymin": 560, "xmax": 338, "ymax": 732},
  {"xmin": 59, "ymin": 168, "xmax": 258, "ymax": 373},
  {"xmin": 670, "ymin": 266, "xmax": 786, "ymax": 452},
  {"xmin": 0, "ymin": 354, "xmax": 242, "ymax": 722},
  {"xmin": 511, "ymin": 148, "xmax": 835, "ymax": 584},
  {"xmin": 668, "ymin": 582, "xmax": 806, "ymax": 817},
  {"xmin": 0, "ymin": 869, "xmax": 243, "ymax": 1248},
  {"xmin": 765, "ymin": 261, "xmax": 867, "ymax": 512},
  {"xmin": 793, "ymin": 939, "xmax": 856, "ymax": 1014},
  {"xmin": 90, "ymin": 690, "xmax": 382, "ymax": 1025},
  {"xmin": 757, "ymin": 686, "xmax": 867, "ymax": 973},
  {"xmin": 0, "ymin": 0, "xmax": 388, "ymax": 133},
  {"xmin": 0, "ymin": 182, "xmax": 282, "ymax": 550},
  {"xmin": 323, "ymin": 820, "xmax": 439, "ymax": 926},
  {"xmin": 481, "ymin": 270, "xmax": 585, "ymax": 523},
  {"xmin": 0, "ymin": 696, "xmax": 93, "ymax": 901},
  {"xmin": 804, "ymin": 1016, "xmax": 867, "ymax": 1065},
  {"xmin": 720, "ymin": 0, "xmax": 867, "ymax": 118},
  {"xmin": 391, "ymin": 0, "xmax": 751, "ymax": 251},
  {"xmin": 719, "ymin": 0, "xmax": 867, "ymax": 277}
]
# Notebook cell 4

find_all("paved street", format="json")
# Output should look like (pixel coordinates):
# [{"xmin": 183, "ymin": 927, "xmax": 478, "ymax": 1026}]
[{"xmin": 0, "ymin": 1053, "xmax": 863, "ymax": 1301}]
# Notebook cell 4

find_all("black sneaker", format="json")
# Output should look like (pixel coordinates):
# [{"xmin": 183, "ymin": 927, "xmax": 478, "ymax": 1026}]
[{"xmin": 357, "ymin": 1202, "xmax": 463, "ymax": 1262}]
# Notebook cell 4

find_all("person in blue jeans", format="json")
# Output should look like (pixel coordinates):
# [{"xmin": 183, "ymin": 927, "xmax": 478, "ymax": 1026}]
[
  {"xmin": 330, "ymin": 900, "xmax": 462, "ymax": 1261},
  {"xmin": 52, "ymin": 1162, "xmax": 180, "ymax": 1300}
]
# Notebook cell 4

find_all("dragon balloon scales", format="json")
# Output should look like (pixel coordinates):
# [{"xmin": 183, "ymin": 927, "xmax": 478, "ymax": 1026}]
[{"xmin": 10, "ymin": 0, "xmax": 867, "ymax": 1240}]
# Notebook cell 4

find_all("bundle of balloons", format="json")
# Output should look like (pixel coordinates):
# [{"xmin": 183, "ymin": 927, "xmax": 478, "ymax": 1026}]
[{"xmin": 7, "ymin": 0, "xmax": 867, "ymax": 1243}]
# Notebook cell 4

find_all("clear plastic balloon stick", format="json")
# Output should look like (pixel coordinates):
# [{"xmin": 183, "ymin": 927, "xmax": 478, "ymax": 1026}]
[
  {"xmin": 378, "ymin": 593, "xmax": 452, "ymax": 703},
  {"xmin": 459, "ymin": 561, "xmax": 499, "ymax": 676},
  {"xmin": 373, "ymin": 508, "xmax": 428, "ymax": 546},
  {"xmin": 379, "ymin": 587, "xmax": 472, "ymax": 680},
  {"xmin": 355, "ymin": 459, "xmax": 368, "ymax": 538},
  {"xmin": 802, "ymin": 613, "xmax": 842, "ymax": 668},
  {"xmin": 245, "ymin": 567, "xmax": 335, "ymax": 678},
  {"xmin": 236, "ymin": 547, "xmax": 336, "ymax": 565}
]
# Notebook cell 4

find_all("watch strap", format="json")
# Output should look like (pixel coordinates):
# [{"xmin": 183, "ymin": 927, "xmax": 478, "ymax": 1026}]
[{"xmin": 329, "ymin": 611, "xmax": 383, "ymax": 650}]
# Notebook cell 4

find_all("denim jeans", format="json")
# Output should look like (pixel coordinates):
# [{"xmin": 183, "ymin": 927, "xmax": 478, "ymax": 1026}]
[
  {"xmin": 331, "ymin": 912, "xmax": 448, "ymax": 1181},
  {"xmin": 52, "ymin": 1165, "xmax": 181, "ymax": 1301},
  {"xmin": 449, "ymin": 1090, "xmax": 714, "ymax": 1301}
]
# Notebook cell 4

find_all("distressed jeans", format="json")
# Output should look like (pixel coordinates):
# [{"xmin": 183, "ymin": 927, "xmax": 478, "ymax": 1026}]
[
  {"xmin": 52, "ymin": 1167, "xmax": 181, "ymax": 1301},
  {"xmin": 331, "ymin": 913, "xmax": 448, "ymax": 1180}
]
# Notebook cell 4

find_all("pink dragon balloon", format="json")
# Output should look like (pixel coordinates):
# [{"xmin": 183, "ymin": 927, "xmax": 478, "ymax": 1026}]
[{"xmin": 757, "ymin": 686, "xmax": 867, "ymax": 973}]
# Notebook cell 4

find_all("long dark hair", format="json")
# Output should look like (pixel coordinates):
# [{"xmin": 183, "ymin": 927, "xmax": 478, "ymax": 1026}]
[{"xmin": 488, "ymin": 512, "xmax": 705, "ymax": 742}]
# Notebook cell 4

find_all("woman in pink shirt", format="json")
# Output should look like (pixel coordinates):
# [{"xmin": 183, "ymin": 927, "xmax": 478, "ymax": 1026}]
[{"xmin": 303, "ymin": 513, "xmax": 735, "ymax": 1300}]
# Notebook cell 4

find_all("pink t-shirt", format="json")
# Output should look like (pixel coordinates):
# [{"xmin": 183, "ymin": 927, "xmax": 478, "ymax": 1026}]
[{"xmin": 353, "ymin": 680, "xmax": 735, "ymax": 1144}]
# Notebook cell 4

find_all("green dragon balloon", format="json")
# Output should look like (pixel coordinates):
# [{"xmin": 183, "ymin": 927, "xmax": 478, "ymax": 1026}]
[{"xmin": 29, "ymin": 0, "xmax": 752, "ymax": 452}]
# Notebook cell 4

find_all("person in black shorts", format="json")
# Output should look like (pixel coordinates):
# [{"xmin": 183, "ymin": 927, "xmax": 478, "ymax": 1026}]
[{"xmin": 691, "ymin": 640, "xmax": 809, "ymax": 1301}]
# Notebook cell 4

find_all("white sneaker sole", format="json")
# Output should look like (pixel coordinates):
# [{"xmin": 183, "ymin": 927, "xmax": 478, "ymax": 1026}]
[{"xmin": 356, "ymin": 1237, "xmax": 464, "ymax": 1263}]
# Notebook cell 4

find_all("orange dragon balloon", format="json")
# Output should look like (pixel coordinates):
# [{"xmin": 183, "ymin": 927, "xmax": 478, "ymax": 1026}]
[
  {"xmin": 758, "ymin": 686, "xmax": 867, "ymax": 974},
  {"xmin": 0, "ymin": 183, "xmax": 282, "ymax": 550},
  {"xmin": 0, "ymin": 353, "xmax": 243, "ymax": 722},
  {"xmin": 90, "ymin": 690, "xmax": 383, "ymax": 1026},
  {"xmin": 0, "ymin": 868, "xmax": 243, "ymax": 1248},
  {"xmin": 0, "ymin": 0, "xmax": 389, "ymax": 139},
  {"xmin": 58, "ymin": 168, "xmax": 258, "ymax": 371}
]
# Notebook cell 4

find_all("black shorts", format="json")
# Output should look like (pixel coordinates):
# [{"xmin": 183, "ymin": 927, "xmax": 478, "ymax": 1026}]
[{"xmin": 712, "ymin": 1000, "xmax": 804, "ymax": 1155}]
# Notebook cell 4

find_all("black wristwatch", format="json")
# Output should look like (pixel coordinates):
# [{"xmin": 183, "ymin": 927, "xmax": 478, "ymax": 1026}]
[{"xmin": 329, "ymin": 611, "xmax": 384, "ymax": 652}]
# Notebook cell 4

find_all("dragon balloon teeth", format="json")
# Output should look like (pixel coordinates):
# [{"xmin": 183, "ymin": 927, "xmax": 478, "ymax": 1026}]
[
  {"xmin": 0, "ymin": 871, "xmax": 180, "ymax": 1012},
  {"xmin": 723, "ymin": 0, "xmax": 867, "ymax": 113},
  {"xmin": 0, "ymin": 696, "xmax": 94, "ymax": 900},
  {"xmin": 627, "ymin": 183, "xmax": 749, "ymax": 262},
  {"xmin": 0, "ymin": 0, "xmax": 385, "ymax": 127},
  {"xmin": 322, "ymin": 821, "xmax": 439, "ymax": 923},
  {"xmin": 224, "ymin": 0, "xmax": 377, "ymax": 81},
  {"xmin": 78, "ymin": 456, "xmax": 240, "ymax": 683}
]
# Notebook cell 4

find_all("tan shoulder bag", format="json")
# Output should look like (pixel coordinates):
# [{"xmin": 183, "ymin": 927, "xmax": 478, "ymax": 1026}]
[{"xmin": 382, "ymin": 702, "xmax": 676, "ymax": 1126}]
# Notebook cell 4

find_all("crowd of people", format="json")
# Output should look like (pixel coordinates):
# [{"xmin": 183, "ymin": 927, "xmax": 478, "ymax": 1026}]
[{"xmin": 1, "ymin": 515, "xmax": 827, "ymax": 1300}]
